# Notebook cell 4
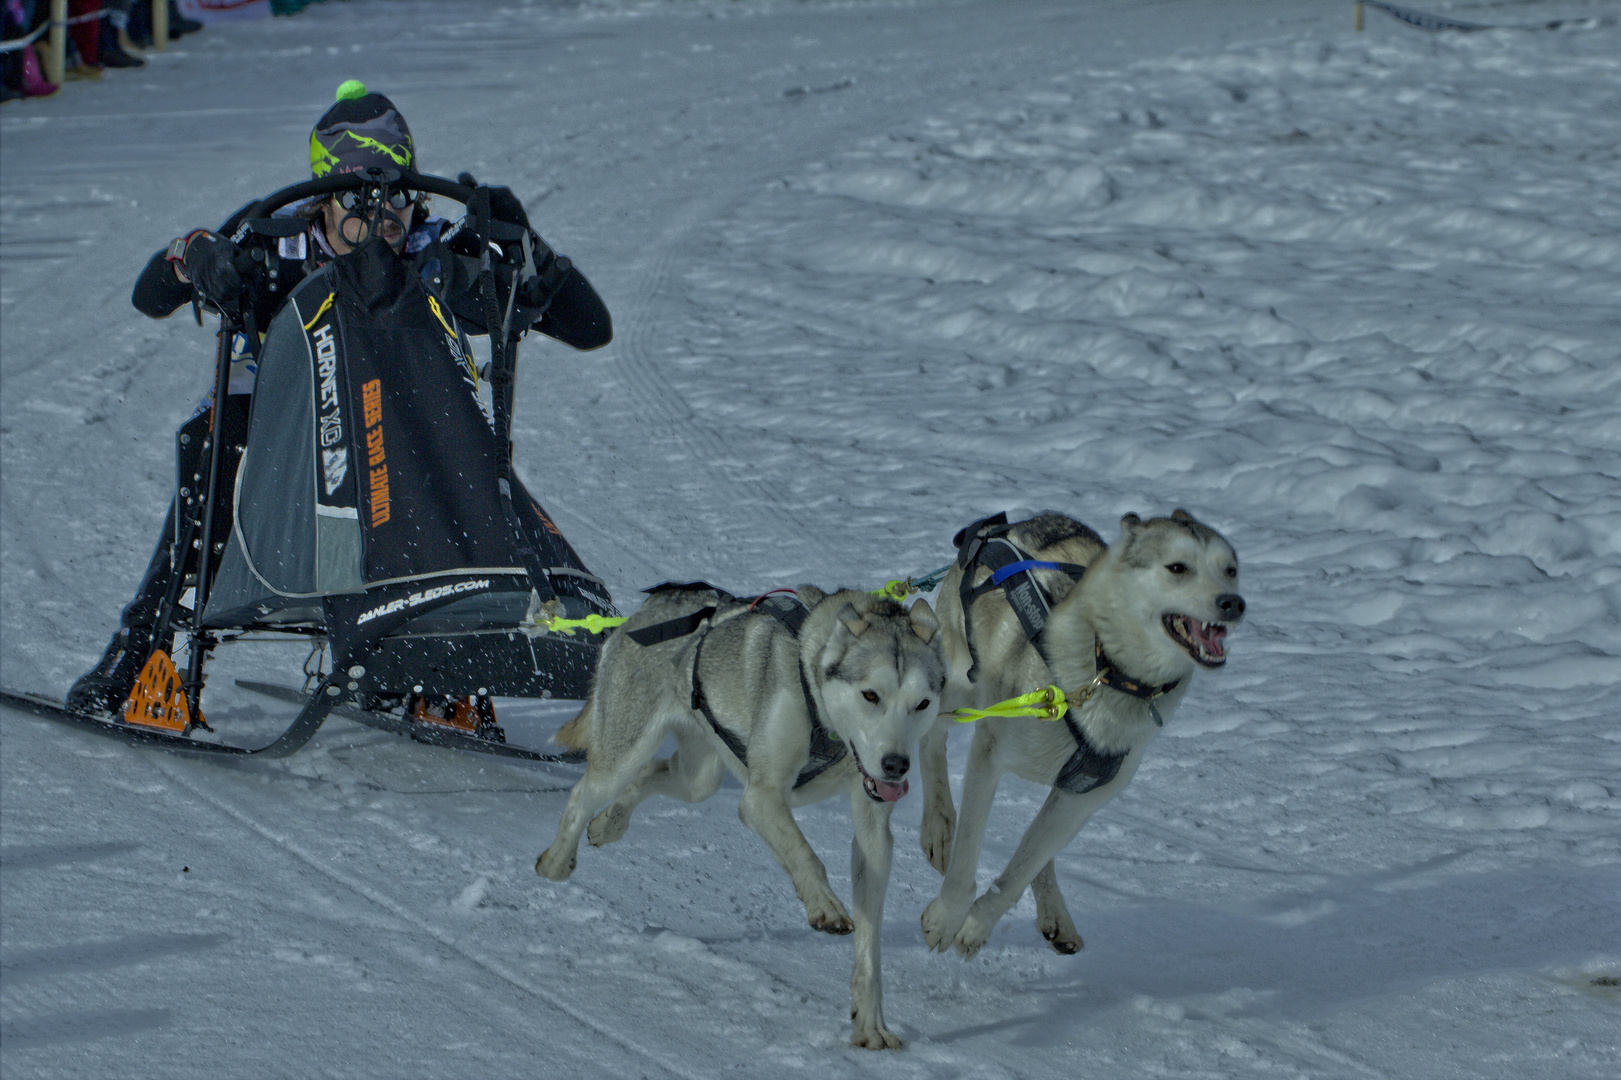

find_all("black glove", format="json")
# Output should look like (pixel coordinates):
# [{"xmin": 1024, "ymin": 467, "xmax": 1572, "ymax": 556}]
[
  {"xmin": 485, "ymin": 185, "xmax": 531, "ymax": 230},
  {"xmin": 517, "ymin": 250, "xmax": 572, "ymax": 311},
  {"xmin": 463, "ymin": 183, "xmax": 530, "ymax": 236},
  {"xmin": 468, "ymin": 183, "xmax": 565, "ymax": 308},
  {"xmin": 181, "ymin": 233, "xmax": 247, "ymax": 316}
]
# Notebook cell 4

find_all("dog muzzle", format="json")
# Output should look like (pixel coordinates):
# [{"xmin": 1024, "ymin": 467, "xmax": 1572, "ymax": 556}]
[{"xmin": 857, "ymin": 759, "xmax": 908, "ymax": 803}]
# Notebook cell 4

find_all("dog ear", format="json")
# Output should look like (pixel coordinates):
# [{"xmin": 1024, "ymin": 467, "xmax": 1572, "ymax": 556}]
[
  {"xmin": 1171, "ymin": 508, "xmax": 1193, "ymax": 523},
  {"xmin": 908, "ymin": 597, "xmax": 941, "ymax": 645},
  {"xmin": 1119, "ymin": 512, "xmax": 1142, "ymax": 533},
  {"xmin": 836, "ymin": 603, "xmax": 870, "ymax": 638}
]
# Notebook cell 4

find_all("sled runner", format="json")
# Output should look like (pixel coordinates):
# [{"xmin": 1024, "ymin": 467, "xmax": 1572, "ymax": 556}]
[
  {"xmin": 8, "ymin": 169, "xmax": 617, "ymax": 760},
  {"xmin": 234, "ymin": 681, "xmax": 585, "ymax": 763}
]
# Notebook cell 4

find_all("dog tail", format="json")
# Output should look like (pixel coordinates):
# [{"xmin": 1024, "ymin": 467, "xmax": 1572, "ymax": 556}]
[{"xmin": 554, "ymin": 699, "xmax": 592, "ymax": 751}]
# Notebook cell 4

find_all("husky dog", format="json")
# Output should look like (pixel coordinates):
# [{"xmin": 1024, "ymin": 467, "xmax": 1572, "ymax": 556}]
[
  {"xmin": 537, "ymin": 584, "xmax": 946, "ymax": 1049},
  {"xmin": 918, "ymin": 510, "xmax": 1243, "ymax": 957}
]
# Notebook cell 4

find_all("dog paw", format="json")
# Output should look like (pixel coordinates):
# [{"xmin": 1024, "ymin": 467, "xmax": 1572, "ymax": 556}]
[
  {"xmin": 1040, "ymin": 921, "xmax": 1084, "ymax": 955},
  {"xmin": 952, "ymin": 912, "xmax": 993, "ymax": 958},
  {"xmin": 534, "ymin": 846, "xmax": 576, "ymax": 881},
  {"xmin": 920, "ymin": 897, "xmax": 966, "ymax": 952},
  {"xmin": 850, "ymin": 1019, "xmax": 904, "ymax": 1050},
  {"xmin": 586, "ymin": 804, "xmax": 632, "ymax": 847},
  {"xmin": 806, "ymin": 895, "xmax": 854, "ymax": 935},
  {"xmin": 920, "ymin": 808, "xmax": 955, "ymax": 875}
]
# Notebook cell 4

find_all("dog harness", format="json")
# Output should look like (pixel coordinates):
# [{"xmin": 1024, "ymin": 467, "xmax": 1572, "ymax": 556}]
[
  {"xmin": 625, "ymin": 583, "xmax": 847, "ymax": 790},
  {"xmin": 953, "ymin": 514, "xmax": 1179, "ymax": 796},
  {"xmin": 623, "ymin": 580, "xmax": 735, "ymax": 647},
  {"xmin": 954, "ymin": 513, "xmax": 1088, "ymax": 683}
]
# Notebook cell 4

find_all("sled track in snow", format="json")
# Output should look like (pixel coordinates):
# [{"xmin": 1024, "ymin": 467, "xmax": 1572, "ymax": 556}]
[
  {"xmin": 609, "ymin": 199, "xmax": 823, "ymax": 554},
  {"xmin": 147, "ymin": 755, "xmax": 712, "ymax": 1080},
  {"xmin": 590, "ymin": 70, "xmax": 1023, "ymax": 580}
]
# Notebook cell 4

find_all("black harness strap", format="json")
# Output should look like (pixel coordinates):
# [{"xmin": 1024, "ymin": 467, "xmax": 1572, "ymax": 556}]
[
  {"xmin": 624, "ymin": 581, "xmax": 736, "ymax": 647},
  {"xmin": 1054, "ymin": 716, "xmax": 1127, "ymax": 794},
  {"xmin": 644, "ymin": 580, "xmax": 734, "ymax": 598},
  {"xmin": 749, "ymin": 592, "xmax": 810, "ymax": 637},
  {"xmin": 952, "ymin": 511, "xmax": 1009, "ymax": 559},
  {"xmin": 689, "ymin": 633, "xmax": 751, "ymax": 764},
  {"xmin": 794, "ymin": 666, "xmax": 847, "ymax": 788},
  {"xmin": 687, "ymin": 592, "xmax": 846, "ymax": 789},
  {"xmin": 626, "ymin": 608, "xmax": 716, "ymax": 647},
  {"xmin": 954, "ymin": 515, "xmax": 1086, "ymax": 682},
  {"xmin": 1053, "ymin": 643, "xmax": 1180, "ymax": 795}
]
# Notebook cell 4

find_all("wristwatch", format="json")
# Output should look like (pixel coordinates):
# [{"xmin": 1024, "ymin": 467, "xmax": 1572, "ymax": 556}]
[{"xmin": 166, "ymin": 230, "xmax": 210, "ymax": 264}]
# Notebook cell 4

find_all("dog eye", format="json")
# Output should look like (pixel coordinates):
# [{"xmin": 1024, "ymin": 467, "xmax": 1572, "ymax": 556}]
[
  {"xmin": 916, "ymin": 699, "xmax": 931, "ymax": 712},
  {"xmin": 1226, "ymin": 566, "xmax": 1238, "ymax": 578},
  {"xmin": 862, "ymin": 690, "xmax": 880, "ymax": 704},
  {"xmin": 1165, "ymin": 562, "xmax": 1188, "ymax": 575}
]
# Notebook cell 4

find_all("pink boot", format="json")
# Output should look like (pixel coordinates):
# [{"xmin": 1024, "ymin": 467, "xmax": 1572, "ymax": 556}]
[{"xmin": 21, "ymin": 44, "xmax": 59, "ymax": 99}]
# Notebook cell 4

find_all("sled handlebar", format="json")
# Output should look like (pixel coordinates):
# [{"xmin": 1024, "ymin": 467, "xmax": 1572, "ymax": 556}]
[{"xmin": 219, "ymin": 168, "xmax": 478, "ymax": 238}]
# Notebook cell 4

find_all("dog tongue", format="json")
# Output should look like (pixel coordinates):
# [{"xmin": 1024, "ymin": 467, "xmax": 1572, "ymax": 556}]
[
  {"xmin": 1194, "ymin": 619, "xmax": 1227, "ymax": 656},
  {"xmin": 872, "ymin": 777, "xmax": 909, "ymax": 802}
]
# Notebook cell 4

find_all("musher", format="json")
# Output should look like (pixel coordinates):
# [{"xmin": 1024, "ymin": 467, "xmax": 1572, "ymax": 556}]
[{"xmin": 67, "ymin": 81, "xmax": 611, "ymax": 716}]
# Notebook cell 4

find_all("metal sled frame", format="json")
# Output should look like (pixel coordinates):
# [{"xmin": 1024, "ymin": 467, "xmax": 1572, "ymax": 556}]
[{"xmin": 9, "ymin": 170, "xmax": 604, "ymax": 760}]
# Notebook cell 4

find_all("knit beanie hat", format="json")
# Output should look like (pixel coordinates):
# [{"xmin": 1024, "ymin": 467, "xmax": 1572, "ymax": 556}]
[{"xmin": 310, "ymin": 80, "xmax": 414, "ymax": 178}]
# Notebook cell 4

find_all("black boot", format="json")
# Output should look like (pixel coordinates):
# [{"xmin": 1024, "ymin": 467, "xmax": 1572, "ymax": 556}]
[
  {"xmin": 98, "ymin": 20, "xmax": 143, "ymax": 68},
  {"xmin": 66, "ymin": 503, "xmax": 182, "ymax": 716},
  {"xmin": 127, "ymin": 1, "xmax": 153, "ymax": 48},
  {"xmin": 66, "ymin": 624, "xmax": 156, "ymax": 716},
  {"xmin": 68, "ymin": 397, "xmax": 250, "ymax": 717},
  {"xmin": 98, "ymin": 41, "xmax": 145, "ymax": 68},
  {"xmin": 169, "ymin": 1, "xmax": 204, "ymax": 39}
]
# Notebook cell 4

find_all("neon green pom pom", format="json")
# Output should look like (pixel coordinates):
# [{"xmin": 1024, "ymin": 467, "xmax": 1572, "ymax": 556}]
[{"xmin": 335, "ymin": 79, "xmax": 368, "ymax": 102}]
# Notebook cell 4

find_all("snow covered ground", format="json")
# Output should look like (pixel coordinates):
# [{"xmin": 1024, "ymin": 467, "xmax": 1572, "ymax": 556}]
[{"xmin": 3, "ymin": 0, "xmax": 1618, "ymax": 1075}]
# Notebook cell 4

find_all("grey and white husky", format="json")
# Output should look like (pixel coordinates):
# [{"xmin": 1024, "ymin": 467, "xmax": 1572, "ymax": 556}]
[
  {"xmin": 918, "ymin": 510, "xmax": 1243, "ymax": 957},
  {"xmin": 536, "ymin": 584, "xmax": 946, "ymax": 1049}
]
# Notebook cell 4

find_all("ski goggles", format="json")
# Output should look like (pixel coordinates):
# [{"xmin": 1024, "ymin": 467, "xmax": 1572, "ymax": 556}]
[{"xmin": 336, "ymin": 187, "xmax": 415, "ymax": 212}]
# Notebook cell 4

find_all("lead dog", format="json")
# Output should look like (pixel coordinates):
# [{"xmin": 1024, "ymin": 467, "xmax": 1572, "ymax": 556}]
[
  {"xmin": 918, "ymin": 510, "xmax": 1243, "ymax": 957},
  {"xmin": 537, "ymin": 583, "xmax": 946, "ymax": 1049}
]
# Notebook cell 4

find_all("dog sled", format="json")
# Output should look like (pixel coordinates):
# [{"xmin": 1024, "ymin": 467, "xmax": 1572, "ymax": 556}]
[{"xmin": 1, "ymin": 169, "xmax": 618, "ymax": 762}]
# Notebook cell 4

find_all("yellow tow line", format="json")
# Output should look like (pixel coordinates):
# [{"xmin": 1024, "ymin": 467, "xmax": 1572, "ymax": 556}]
[
  {"xmin": 948, "ymin": 684, "xmax": 1069, "ymax": 723},
  {"xmin": 947, "ymin": 672, "xmax": 1114, "ymax": 724},
  {"xmin": 529, "ymin": 613, "xmax": 627, "ymax": 637},
  {"xmin": 870, "ymin": 562, "xmax": 954, "ymax": 603}
]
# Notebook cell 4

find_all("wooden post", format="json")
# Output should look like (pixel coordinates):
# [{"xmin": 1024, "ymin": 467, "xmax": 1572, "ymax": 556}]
[
  {"xmin": 44, "ymin": 0, "xmax": 66, "ymax": 86},
  {"xmin": 153, "ymin": 0, "xmax": 169, "ymax": 52},
  {"xmin": 1354, "ymin": 1, "xmax": 1365, "ymax": 31}
]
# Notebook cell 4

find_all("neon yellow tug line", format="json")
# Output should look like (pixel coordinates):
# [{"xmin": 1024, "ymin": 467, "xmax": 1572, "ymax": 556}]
[
  {"xmin": 948, "ymin": 685, "xmax": 1069, "ymax": 724},
  {"xmin": 872, "ymin": 579, "xmax": 914, "ymax": 602},
  {"xmin": 536, "ymin": 613, "xmax": 628, "ymax": 637}
]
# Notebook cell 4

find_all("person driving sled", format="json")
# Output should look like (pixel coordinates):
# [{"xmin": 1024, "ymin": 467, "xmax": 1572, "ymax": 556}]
[{"xmin": 67, "ymin": 81, "xmax": 612, "ymax": 718}]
